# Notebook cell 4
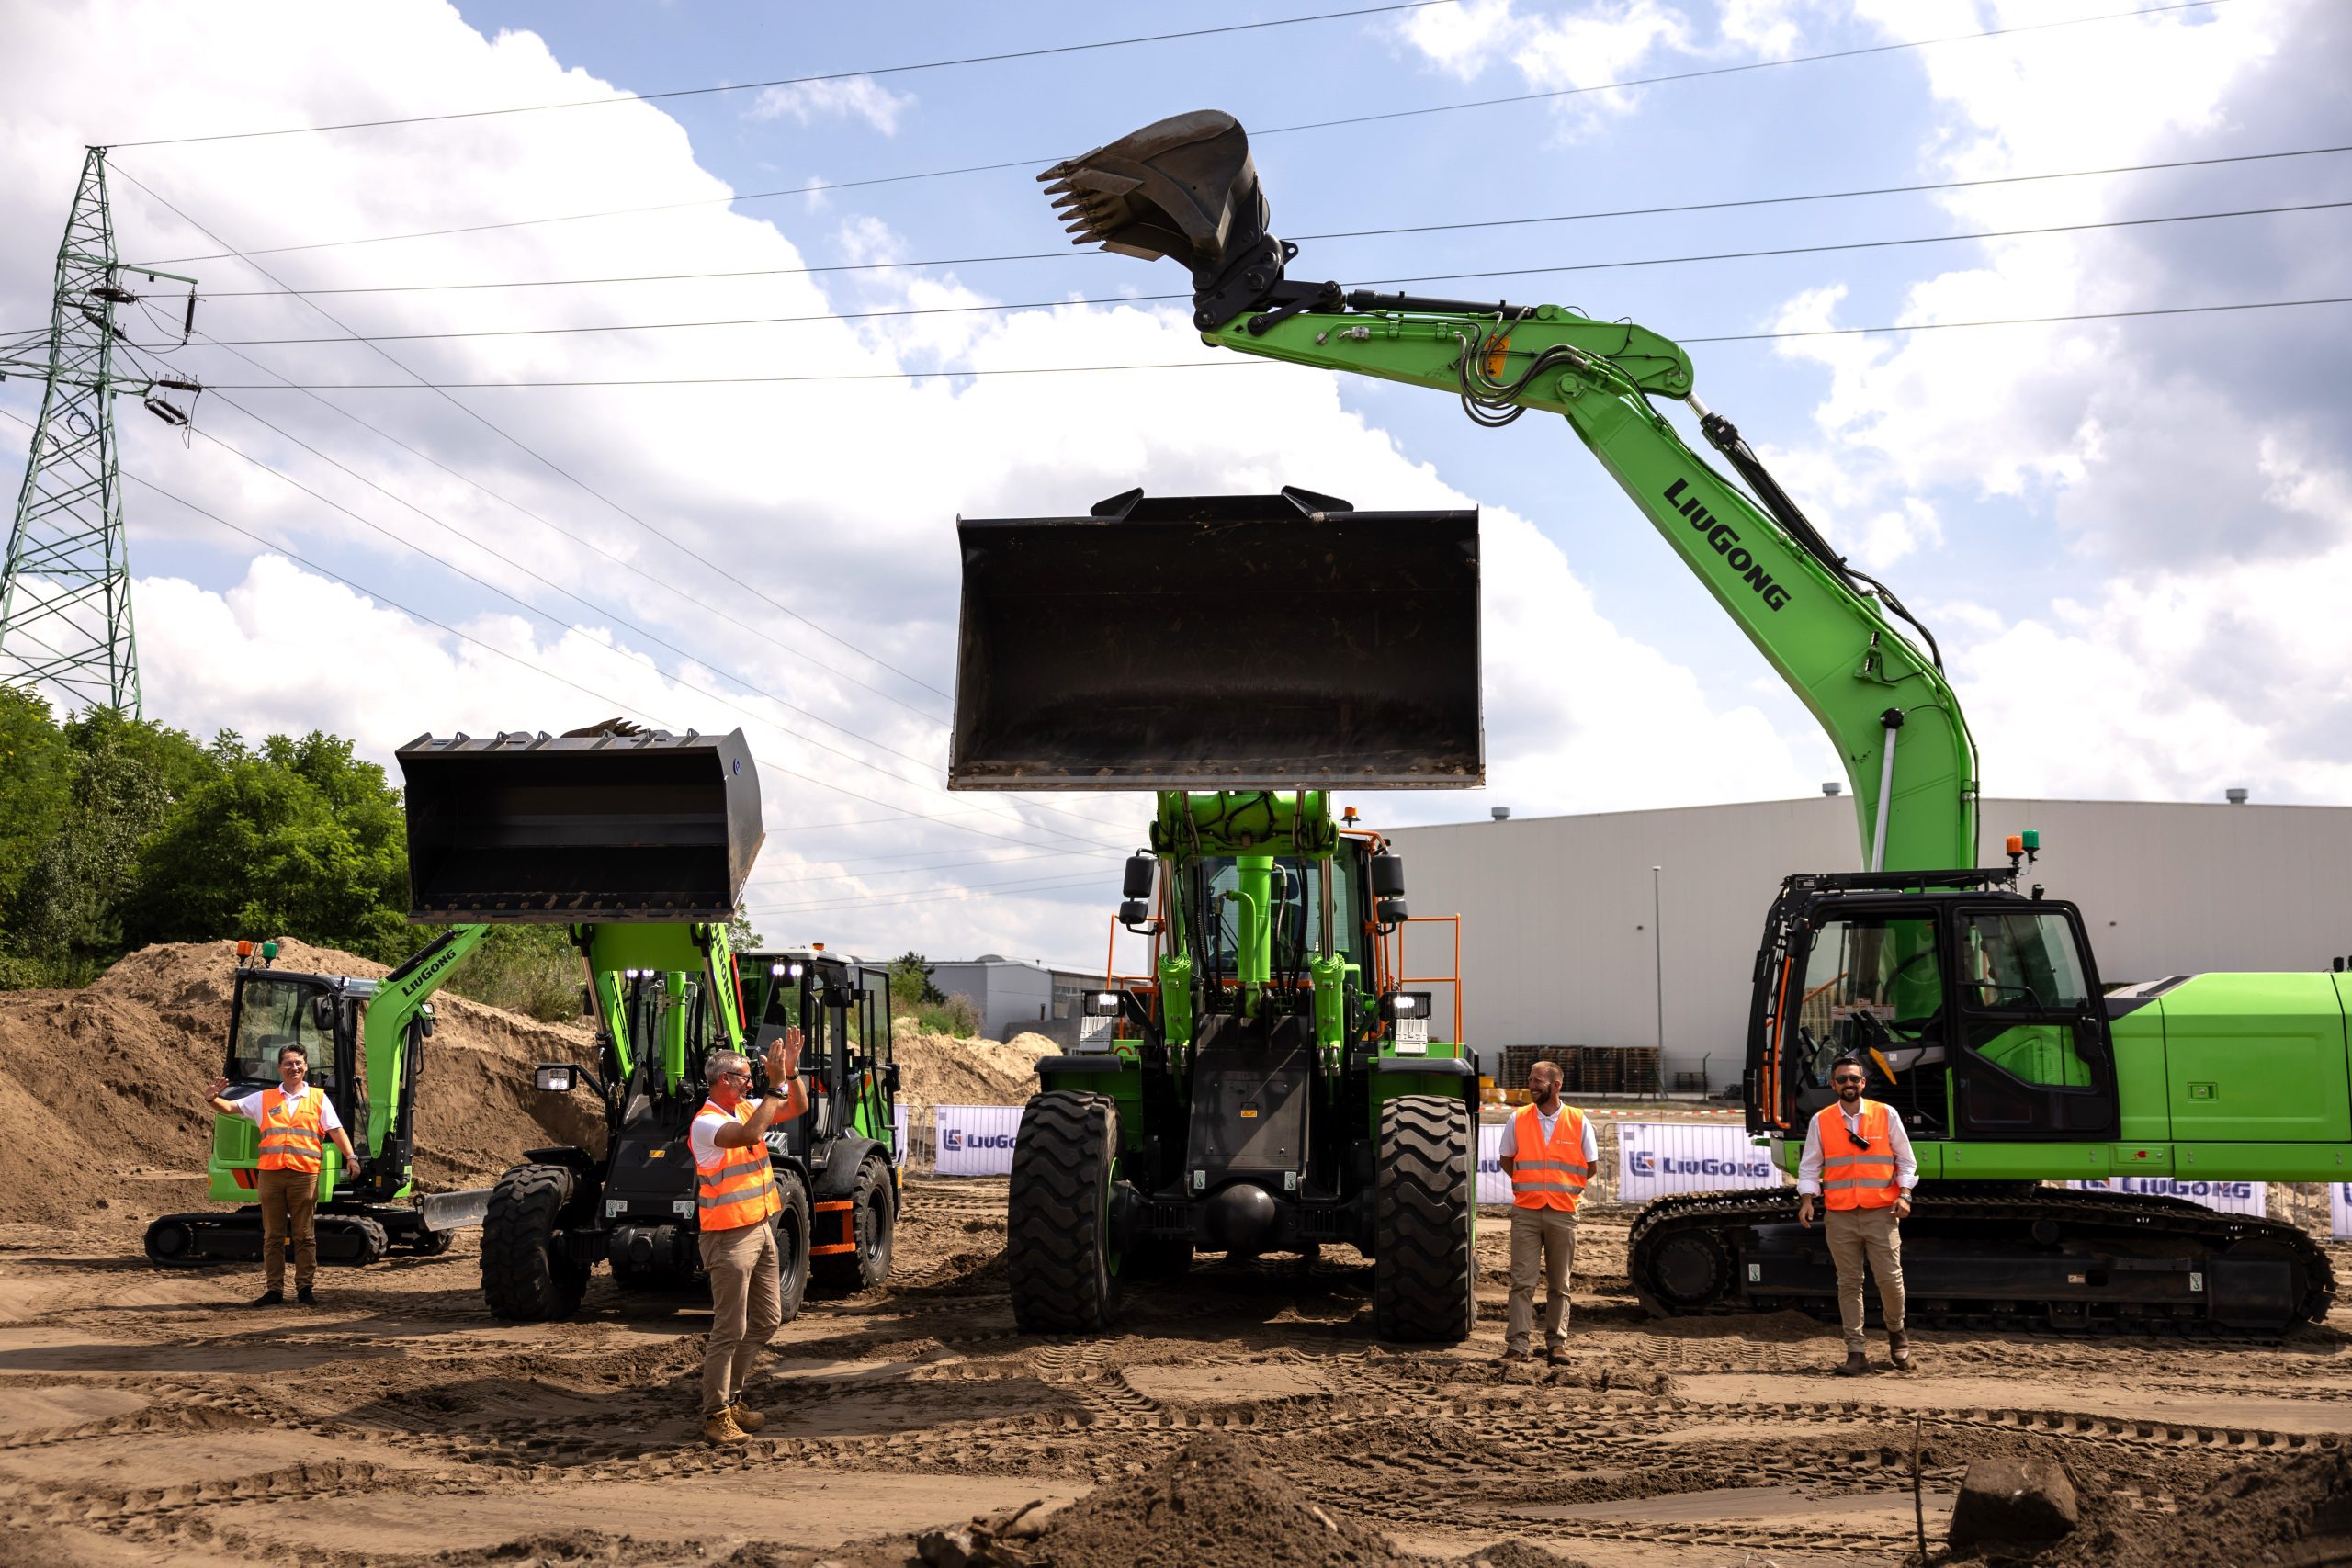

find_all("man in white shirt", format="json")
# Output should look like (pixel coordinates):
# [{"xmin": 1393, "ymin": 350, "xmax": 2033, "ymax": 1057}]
[
  {"xmin": 1796, "ymin": 1054, "xmax": 1917, "ymax": 1374},
  {"xmin": 205, "ymin": 1043, "xmax": 358, "ymax": 1306},
  {"xmin": 1497, "ymin": 1059, "xmax": 1600, "ymax": 1363}
]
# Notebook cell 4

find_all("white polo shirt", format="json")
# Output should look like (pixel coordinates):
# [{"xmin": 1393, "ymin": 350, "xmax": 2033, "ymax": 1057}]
[
  {"xmin": 689, "ymin": 1097, "xmax": 764, "ymax": 1168},
  {"xmin": 229, "ymin": 1084, "xmax": 343, "ymax": 1134}
]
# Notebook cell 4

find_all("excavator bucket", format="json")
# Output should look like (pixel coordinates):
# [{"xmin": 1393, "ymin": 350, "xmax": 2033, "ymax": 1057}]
[
  {"xmin": 396, "ymin": 727, "xmax": 763, "ymax": 922},
  {"xmin": 950, "ymin": 489, "xmax": 1482, "ymax": 790},
  {"xmin": 1040, "ymin": 108, "xmax": 1265, "ymax": 273}
]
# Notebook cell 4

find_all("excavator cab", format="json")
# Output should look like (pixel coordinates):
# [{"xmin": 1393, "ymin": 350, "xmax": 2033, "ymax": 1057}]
[{"xmin": 1747, "ymin": 874, "xmax": 2120, "ymax": 1144}]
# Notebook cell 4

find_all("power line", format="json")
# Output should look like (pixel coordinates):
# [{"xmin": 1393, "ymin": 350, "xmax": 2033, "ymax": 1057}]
[
  {"xmin": 177, "ymin": 296, "xmax": 2352, "ymax": 390},
  {"xmin": 171, "ymin": 398, "xmax": 1133, "ymax": 853},
  {"xmin": 112, "ymin": 1, "xmax": 1458, "ymax": 148},
  {"xmin": 131, "ymin": 0, "xmax": 2241, "ymax": 265},
  {"xmin": 113, "ymin": 167, "xmax": 956, "ymax": 710},
  {"xmin": 186, "ymin": 196, "xmax": 2352, "ymax": 348}
]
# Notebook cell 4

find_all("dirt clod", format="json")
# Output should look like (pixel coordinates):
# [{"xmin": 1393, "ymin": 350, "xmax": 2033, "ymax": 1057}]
[{"xmin": 1949, "ymin": 1455, "xmax": 2080, "ymax": 1549}]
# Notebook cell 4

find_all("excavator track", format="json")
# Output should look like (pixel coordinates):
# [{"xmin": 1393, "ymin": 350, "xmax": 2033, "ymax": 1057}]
[
  {"xmin": 145, "ymin": 1209, "xmax": 391, "ymax": 1269},
  {"xmin": 1627, "ymin": 1184, "xmax": 2335, "ymax": 1335}
]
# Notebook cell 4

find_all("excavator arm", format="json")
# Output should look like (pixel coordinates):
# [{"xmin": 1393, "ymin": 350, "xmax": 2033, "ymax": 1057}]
[
  {"xmin": 356, "ymin": 921, "xmax": 492, "ymax": 1194},
  {"xmin": 1043, "ymin": 110, "xmax": 1977, "ymax": 872}
]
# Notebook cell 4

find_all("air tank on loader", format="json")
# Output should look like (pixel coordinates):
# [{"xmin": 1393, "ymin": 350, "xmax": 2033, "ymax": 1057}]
[{"xmin": 952, "ymin": 487, "xmax": 1487, "ymax": 1339}]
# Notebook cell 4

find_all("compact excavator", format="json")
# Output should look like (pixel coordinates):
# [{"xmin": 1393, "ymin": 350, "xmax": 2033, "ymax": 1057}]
[
  {"xmin": 143, "ymin": 928, "xmax": 497, "ymax": 1267},
  {"xmin": 1032, "ymin": 109, "xmax": 2339, "ymax": 1332}
]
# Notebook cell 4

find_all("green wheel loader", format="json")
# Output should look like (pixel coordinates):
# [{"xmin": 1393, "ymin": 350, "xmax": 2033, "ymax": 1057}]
[
  {"xmin": 393, "ymin": 724, "xmax": 900, "ymax": 1321},
  {"xmin": 952, "ymin": 488, "xmax": 1487, "ymax": 1340},
  {"xmin": 1034, "ymin": 110, "xmax": 2339, "ymax": 1333},
  {"xmin": 143, "ymin": 928, "xmax": 499, "ymax": 1268}
]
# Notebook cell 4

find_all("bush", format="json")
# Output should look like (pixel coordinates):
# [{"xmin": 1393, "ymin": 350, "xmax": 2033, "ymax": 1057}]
[{"xmin": 913, "ymin": 994, "xmax": 981, "ymax": 1038}]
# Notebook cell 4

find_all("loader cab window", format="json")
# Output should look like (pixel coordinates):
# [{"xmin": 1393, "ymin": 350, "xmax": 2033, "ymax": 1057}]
[
  {"xmin": 226, "ymin": 976, "xmax": 337, "ymax": 1088},
  {"xmin": 1196, "ymin": 856, "xmax": 1363, "ymax": 977},
  {"xmin": 1784, "ymin": 914, "xmax": 1946, "ymax": 1131}
]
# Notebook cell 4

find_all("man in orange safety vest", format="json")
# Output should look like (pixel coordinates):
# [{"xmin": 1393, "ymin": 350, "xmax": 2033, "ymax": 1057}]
[
  {"xmin": 1797, "ymin": 1053, "xmax": 1917, "ymax": 1375},
  {"xmin": 690, "ymin": 1026, "xmax": 807, "ymax": 1445},
  {"xmin": 1497, "ymin": 1058, "xmax": 1597, "ymax": 1364},
  {"xmin": 205, "ymin": 1042, "xmax": 359, "ymax": 1307}
]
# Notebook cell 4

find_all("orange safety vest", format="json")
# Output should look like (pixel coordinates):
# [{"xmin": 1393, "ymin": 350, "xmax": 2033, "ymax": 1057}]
[
  {"xmin": 693, "ymin": 1099, "xmax": 782, "ymax": 1233},
  {"xmin": 257, "ymin": 1086, "xmax": 326, "ymax": 1174},
  {"xmin": 1815, "ymin": 1099, "xmax": 1902, "ymax": 1211},
  {"xmin": 1508, "ymin": 1101, "xmax": 1590, "ymax": 1213}
]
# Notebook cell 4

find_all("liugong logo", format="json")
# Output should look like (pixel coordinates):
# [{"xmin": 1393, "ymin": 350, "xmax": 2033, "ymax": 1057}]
[{"xmin": 1663, "ymin": 478, "xmax": 1791, "ymax": 612}]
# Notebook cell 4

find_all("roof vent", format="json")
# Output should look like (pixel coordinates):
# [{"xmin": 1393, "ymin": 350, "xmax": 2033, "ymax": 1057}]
[
  {"xmin": 1490, "ymin": 807, "xmax": 1510, "ymax": 821},
  {"xmin": 1822, "ymin": 782, "xmax": 1842, "ymax": 796},
  {"xmin": 2225, "ymin": 787, "xmax": 2249, "ymax": 805}
]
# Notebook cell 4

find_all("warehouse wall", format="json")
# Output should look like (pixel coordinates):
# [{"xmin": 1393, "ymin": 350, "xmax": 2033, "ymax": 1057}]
[
  {"xmin": 930, "ymin": 960, "xmax": 1055, "ymax": 1041},
  {"xmin": 1385, "ymin": 796, "xmax": 2352, "ymax": 1092}
]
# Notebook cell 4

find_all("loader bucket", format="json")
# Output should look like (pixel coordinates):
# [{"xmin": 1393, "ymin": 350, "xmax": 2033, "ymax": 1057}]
[
  {"xmin": 396, "ymin": 728, "xmax": 763, "ymax": 922},
  {"xmin": 950, "ymin": 490, "xmax": 1482, "ymax": 790}
]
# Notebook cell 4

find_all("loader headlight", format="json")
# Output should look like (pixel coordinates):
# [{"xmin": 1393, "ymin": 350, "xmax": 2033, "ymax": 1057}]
[{"xmin": 534, "ymin": 1064, "xmax": 577, "ymax": 1094}]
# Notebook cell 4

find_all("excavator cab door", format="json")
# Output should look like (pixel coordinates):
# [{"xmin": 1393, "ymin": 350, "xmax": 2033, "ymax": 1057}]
[
  {"xmin": 1947, "ymin": 902, "xmax": 2119, "ymax": 1140},
  {"xmin": 1773, "ymin": 905, "xmax": 1951, "ymax": 1137}
]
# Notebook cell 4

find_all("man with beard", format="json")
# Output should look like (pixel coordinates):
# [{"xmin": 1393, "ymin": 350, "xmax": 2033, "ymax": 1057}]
[
  {"xmin": 1798, "ymin": 1053, "xmax": 1917, "ymax": 1374},
  {"xmin": 1497, "ymin": 1058, "xmax": 1598, "ymax": 1364}
]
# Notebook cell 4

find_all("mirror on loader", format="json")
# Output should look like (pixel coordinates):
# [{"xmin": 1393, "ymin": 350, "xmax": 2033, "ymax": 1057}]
[
  {"xmin": 949, "ymin": 489, "xmax": 1481, "ymax": 790},
  {"xmin": 396, "ymin": 727, "xmax": 763, "ymax": 921}
]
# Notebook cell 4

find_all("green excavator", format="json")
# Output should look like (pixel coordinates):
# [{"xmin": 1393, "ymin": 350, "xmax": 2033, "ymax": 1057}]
[
  {"xmin": 954, "ymin": 489, "xmax": 1486, "ymax": 1340},
  {"xmin": 1032, "ymin": 109, "xmax": 2339, "ymax": 1332},
  {"xmin": 143, "ymin": 926, "xmax": 498, "ymax": 1267}
]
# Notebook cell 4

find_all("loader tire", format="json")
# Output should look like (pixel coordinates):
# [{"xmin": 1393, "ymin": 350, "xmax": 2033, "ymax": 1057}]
[
  {"xmin": 1007, "ymin": 1092, "xmax": 1121, "ymax": 1334},
  {"xmin": 811, "ymin": 1153, "xmax": 895, "ymax": 1296},
  {"xmin": 1373, "ymin": 1094, "xmax": 1476, "ymax": 1343},
  {"xmin": 481, "ymin": 1163, "xmax": 591, "ymax": 1322},
  {"xmin": 771, "ymin": 1170, "xmax": 811, "ymax": 1325}
]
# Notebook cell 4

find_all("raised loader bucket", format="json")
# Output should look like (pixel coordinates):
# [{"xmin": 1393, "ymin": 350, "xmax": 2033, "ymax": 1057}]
[
  {"xmin": 950, "ymin": 489, "xmax": 1481, "ymax": 791},
  {"xmin": 396, "ymin": 726, "xmax": 763, "ymax": 922}
]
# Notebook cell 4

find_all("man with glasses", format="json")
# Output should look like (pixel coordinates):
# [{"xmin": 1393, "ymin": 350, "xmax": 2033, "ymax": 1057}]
[
  {"xmin": 1797, "ymin": 1053, "xmax": 1916, "ymax": 1375},
  {"xmin": 689, "ymin": 1030, "xmax": 806, "ymax": 1444}
]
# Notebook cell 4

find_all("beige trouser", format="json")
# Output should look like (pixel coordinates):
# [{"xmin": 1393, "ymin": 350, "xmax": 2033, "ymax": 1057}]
[
  {"xmin": 699, "ymin": 1220, "xmax": 782, "ymax": 1416},
  {"xmin": 256, "ymin": 1167, "xmax": 318, "ymax": 1292},
  {"xmin": 1824, "ymin": 1204, "xmax": 1905, "ymax": 1350},
  {"xmin": 1505, "ymin": 1206, "xmax": 1578, "ymax": 1354}
]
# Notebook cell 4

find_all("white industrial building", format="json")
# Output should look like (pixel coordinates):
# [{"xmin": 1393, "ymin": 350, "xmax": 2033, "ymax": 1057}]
[{"xmin": 1383, "ymin": 795, "xmax": 2352, "ymax": 1094}]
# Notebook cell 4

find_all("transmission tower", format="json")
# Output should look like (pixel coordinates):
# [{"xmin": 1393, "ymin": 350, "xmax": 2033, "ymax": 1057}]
[{"xmin": 0, "ymin": 147, "xmax": 198, "ymax": 716}]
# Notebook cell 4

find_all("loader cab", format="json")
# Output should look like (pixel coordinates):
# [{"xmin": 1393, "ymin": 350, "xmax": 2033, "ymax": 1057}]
[
  {"xmin": 1193, "ymin": 853, "xmax": 1371, "ymax": 982},
  {"xmin": 738, "ymin": 950, "xmax": 897, "ymax": 1163},
  {"xmin": 1748, "ymin": 876, "xmax": 2119, "ymax": 1144}
]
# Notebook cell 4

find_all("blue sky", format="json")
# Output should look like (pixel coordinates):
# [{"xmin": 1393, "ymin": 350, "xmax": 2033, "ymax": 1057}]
[{"xmin": 4, "ymin": 1, "xmax": 2346, "ymax": 970}]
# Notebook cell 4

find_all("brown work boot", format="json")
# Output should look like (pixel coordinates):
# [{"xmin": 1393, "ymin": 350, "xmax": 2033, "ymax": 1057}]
[
  {"xmin": 1888, "ymin": 1331, "xmax": 1913, "ymax": 1371},
  {"xmin": 248, "ymin": 1288, "xmax": 284, "ymax": 1307},
  {"xmin": 1835, "ymin": 1348, "xmax": 1871, "ymax": 1377},
  {"xmin": 1497, "ymin": 1347, "xmax": 1532, "ymax": 1365},
  {"xmin": 729, "ymin": 1400, "xmax": 766, "ymax": 1433},
  {"xmin": 702, "ymin": 1406, "xmax": 749, "ymax": 1446},
  {"xmin": 1544, "ymin": 1347, "xmax": 1569, "ymax": 1367}
]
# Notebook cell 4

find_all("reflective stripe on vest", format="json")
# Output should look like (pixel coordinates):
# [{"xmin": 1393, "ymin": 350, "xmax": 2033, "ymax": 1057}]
[
  {"xmin": 257, "ymin": 1086, "xmax": 325, "ymax": 1174},
  {"xmin": 694, "ymin": 1100, "xmax": 782, "ymax": 1232},
  {"xmin": 1509, "ymin": 1103, "xmax": 1589, "ymax": 1213},
  {"xmin": 1815, "ymin": 1099, "xmax": 1901, "ymax": 1211}
]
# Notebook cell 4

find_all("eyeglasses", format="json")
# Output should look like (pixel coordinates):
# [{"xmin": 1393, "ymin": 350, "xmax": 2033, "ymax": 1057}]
[{"xmin": 1831, "ymin": 1075, "xmax": 1866, "ymax": 1086}]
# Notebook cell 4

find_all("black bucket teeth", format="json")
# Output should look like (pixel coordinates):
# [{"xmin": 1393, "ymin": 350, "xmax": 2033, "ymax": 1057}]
[{"xmin": 1033, "ymin": 109, "xmax": 1268, "ymax": 275}]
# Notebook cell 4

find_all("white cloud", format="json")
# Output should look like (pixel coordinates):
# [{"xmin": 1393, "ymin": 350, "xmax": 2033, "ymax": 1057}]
[
  {"xmin": 1390, "ymin": 0, "xmax": 1693, "ymax": 133},
  {"xmin": 747, "ymin": 75, "xmax": 913, "ymax": 136}
]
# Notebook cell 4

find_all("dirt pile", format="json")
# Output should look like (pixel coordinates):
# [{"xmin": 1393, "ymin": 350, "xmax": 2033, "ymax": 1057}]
[
  {"xmin": 1001, "ymin": 1434, "xmax": 1433, "ymax": 1568},
  {"xmin": 2012, "ymin": 1448, "xmax": 2352, "ymax": 1567},
  {"xmin": 891, "ymin": 1022, "xmax": 1054, "ymax": 1106},
  {"xmin": 0, "ymin": 938, "xmax": 602, "ymax": 1225}
]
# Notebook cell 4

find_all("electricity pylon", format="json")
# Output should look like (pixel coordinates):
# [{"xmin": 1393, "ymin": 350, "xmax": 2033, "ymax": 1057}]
[{"xmin": 0, "ymin": 147, "xmax": 198, "ymax": 716}]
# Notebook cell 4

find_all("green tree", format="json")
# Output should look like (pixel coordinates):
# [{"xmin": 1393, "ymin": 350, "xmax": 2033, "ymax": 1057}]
[
  {"xmin": 0, "ymin": 686, "xmax": 74, "ymax": 929},
  {"xmin": 445, "ymin": 924, "xmax": 584, "ymax": 1022},
  {"xmin": 8, "ymin": 718, "xmax": 175, "ymax": 971},
  {"xmin": 888, "ymin": 950, "xmax": 944, "ymax": 1010},
  {"xmin": 124, "ymin": 731, "xmax": 409, "ymax": 963}
]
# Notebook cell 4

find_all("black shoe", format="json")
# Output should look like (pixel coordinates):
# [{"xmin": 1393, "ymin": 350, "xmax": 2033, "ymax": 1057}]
[
  {"xmin": 296, "ymin": 1286, "xmax": 317, "ymax": 1306},
  {"xmin": 249, "ymin": 1289, "xmax": 285, "ymax": 1307}
]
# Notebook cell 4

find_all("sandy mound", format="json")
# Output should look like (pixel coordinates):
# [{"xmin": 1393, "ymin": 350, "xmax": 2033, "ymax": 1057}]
[
  {"xmin": 0, "ymin": 939, "xmax": 604, "ymax": 1225},
  {"xmin": 891, "ymin": 1022, "xmax": 1054, "ymax": 1106},
  {"xmin": 2006, "ymin": 1447, "xmax": 2352, "ymax": 1567}
]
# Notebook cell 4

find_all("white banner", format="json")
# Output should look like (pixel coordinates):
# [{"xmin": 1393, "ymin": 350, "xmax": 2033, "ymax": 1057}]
[
  {"xmin": 2068, "ymin": 1177, "xmax": 2268, "ymax": 1216},
  {"xmin": 1477, "ymin": 1124, "xmax": 1510, "ymax": 1205},
  {"xmin": 1617, "ymin": 1122, "xmax": 1781, "ymax": 1202},
  {"xmin": 933, "ymin": 1104, "xmax": 1024, "ymax": 1176},
  {"xmin": 2334, "ymin": 1184, "xmax": 2352, "ymax": 1240},
  {"xmin": 894, "ymin": 1103, "xmax": 909, "ymax": 1167}
]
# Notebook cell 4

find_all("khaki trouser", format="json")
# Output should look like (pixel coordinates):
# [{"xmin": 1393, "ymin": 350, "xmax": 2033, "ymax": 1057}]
[
  {"xmin": 256, "ymin": 1167, "xmax": 318, "ymax": 1292},
  {"xmin": 699, "ymin": 1219, "xmax": 782, "ymax": 1416},
  {"xmin": 1505, "ymin": 1206, "xmax": 1578, "ymax": 1354},
  {"xmin": 1824, "ymin": 1203, "xmax": 1905, "ymax": 1350}
]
